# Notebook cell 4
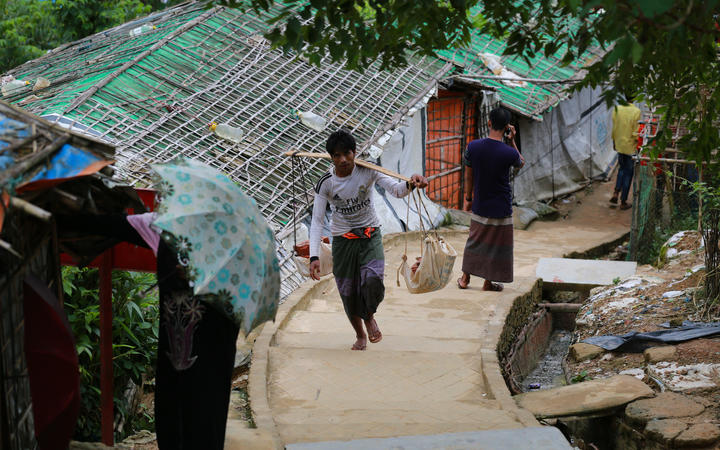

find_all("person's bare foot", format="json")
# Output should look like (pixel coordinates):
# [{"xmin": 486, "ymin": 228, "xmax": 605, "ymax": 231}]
[
  {"xmin": 365, "ymin": 318, "xmax": 382, "ymax": 343},
  {"xmin": 482, "ymin": 280, "xmax": 503, "ymax": 291},
  {"xmin": 457, "ymin": 273, "xmax": 470, "ymax": 289},
  {"xmin": 352, "ymin": 336, "xmax": 367, "ymax": 350}
]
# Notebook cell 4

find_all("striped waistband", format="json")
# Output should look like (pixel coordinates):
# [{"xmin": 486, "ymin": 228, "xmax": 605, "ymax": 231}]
[{"xmin": 469, "ymin": 214, "xmax": 513, "ymax": 226}]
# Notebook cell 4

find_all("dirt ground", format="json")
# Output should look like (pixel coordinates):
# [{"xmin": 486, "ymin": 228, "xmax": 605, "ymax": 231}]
[{"xmin": 565, "ymin": 218, "xmax": 720, "ymax": 428}]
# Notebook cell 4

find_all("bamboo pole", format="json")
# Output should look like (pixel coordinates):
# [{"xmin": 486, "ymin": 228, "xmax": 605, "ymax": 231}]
[
  {"xmin": 0, "ymin": 134, "xmax": 70, "ymax": 187},
  {"xmin": 284, "ymin": 151, "xmax": 412, "ymax": 182},
  {"xmin": 635, "ymin": 155, "xmax": 703, "ymax": 165},
  {"xmin": 9, "ymin": 197, "xmax": 52, "ymax": 222},
  {"xmin": 0, "ymin": 134, "xmax": 40, "ymax": 156}
]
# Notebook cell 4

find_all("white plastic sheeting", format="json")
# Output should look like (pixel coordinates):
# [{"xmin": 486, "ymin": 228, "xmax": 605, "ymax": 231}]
[
  {"xmin": 376, "ymin": 110, "xmax": 446, "ymax": 232},
  {"xmin": 513, "ymin": 86, "xmax": 615, "ymax": 204}
]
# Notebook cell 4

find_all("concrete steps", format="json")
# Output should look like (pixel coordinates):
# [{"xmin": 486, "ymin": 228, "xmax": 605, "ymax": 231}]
[
  {"xmin": 274, "ymin": 330, "xmax": 481, "ymax": 354},
  {"xmin": 282, "ymin": 310, "xmax": 489, "ymax": 340}
]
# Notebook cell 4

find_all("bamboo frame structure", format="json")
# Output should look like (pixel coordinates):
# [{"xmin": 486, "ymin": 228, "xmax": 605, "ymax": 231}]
[{"xmin": 6, "ymin": 2, "xmax": 453, "ymax": 297}]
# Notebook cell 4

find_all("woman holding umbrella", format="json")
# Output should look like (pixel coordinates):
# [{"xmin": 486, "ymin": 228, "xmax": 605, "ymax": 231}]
[{"xmin": 59, "ymin": 158, "xmax": 280, "ymax": 449}]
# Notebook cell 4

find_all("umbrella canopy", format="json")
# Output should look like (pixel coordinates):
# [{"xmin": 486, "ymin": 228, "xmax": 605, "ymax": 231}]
[{"xmin": 152, "ymin": 158, "xmax": 280, "ymax": 334}]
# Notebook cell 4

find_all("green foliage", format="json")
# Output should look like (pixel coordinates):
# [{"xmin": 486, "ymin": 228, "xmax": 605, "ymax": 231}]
[
  {"xmin": 52, "ymin": 0, "xmax": 151, "ymax": 42},
  {"xmin": 680, "ymin": 173, "xmax": 720, "ymax": 315},
  {"xmin": 612, "ymin": 277, "xmax": 621, "ymax": 285},
  {"xmin": 233, "ymin": 0, "xmax": 720, "ymax": 167},
  {"xmin": 570, "ymin": 370, "xmax": 590, "ymax": 383},
  {"xmin": 62, "ymin": 266, "xmax": 159, "ymax": 442},
  {"xmin": 639, "ymin": 212, "xmax": 697, "ymax": 266},
  {"xmin": 222, "ymin": 0, "xmax": 476, "ymax": 71},
  {"xmin": 0, "ymin": 0, "xmax": 183, "ymax": 73},
  {"xmin": 0, "ymin": 0, "xmax": 55, "ymax": 73}
]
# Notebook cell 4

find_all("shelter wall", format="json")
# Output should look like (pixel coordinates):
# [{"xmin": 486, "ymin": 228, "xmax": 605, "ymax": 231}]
[
  {"xmin": 0, "ymin": 211, "xmax": 57, "ymax": 450},
  {"xmin": 513, "ymin": 86, "xmax": 614, "ymax": 204},
  {"xmin": 424, "ymin": 90, "xmax": 483, "ymax": 210}
]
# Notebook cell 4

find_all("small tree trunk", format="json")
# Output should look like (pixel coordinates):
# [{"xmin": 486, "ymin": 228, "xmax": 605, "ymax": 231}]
[{"xmin": 702, "ymin": 208, "xmax": 720, "ymax": 314}]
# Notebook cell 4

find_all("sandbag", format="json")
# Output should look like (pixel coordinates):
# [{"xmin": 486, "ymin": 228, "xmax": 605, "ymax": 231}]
[
  {"xmin": 397, "ymin": 235, "xmax": 457, "ymax": 294},
  {"xmin": 294, "ymin": 238, "xmax": 333, "ymax": 277}
]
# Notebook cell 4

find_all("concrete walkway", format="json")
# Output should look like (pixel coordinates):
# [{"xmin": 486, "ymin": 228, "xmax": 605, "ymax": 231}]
[{"xmin": 238, "ymin": 182, "xmax": 631, "ymax": 448}]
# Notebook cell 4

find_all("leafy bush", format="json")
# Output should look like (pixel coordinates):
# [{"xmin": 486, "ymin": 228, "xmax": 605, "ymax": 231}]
[
  {"xmin": 62, "ymin": 266, "xmax": 159, "ymax": 442},
  {"xmin": 570, "ymin": 370, "xmax": 590, "ymax": 384},
  {"xmin": 681, "ymin": 174, "xmax": 720, "ymax": 317}
]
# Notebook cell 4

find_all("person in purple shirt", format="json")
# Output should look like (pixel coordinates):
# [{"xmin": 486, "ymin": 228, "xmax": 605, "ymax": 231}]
[{"xmin": 457, "ymin": 107, "xmax": 525, "ymax": 291}]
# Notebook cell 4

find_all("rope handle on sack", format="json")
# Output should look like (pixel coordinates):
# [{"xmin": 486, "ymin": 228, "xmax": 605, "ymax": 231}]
[{"xmin": 399, "ymin": 183, "xmax": 436, "ymax": 287}]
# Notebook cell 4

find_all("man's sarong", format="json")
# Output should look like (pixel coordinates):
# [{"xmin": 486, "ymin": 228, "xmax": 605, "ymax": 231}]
[
  {"xmin": 462, "ymin": 215, "xmax": 513, "ymax": 283},
  {"xmin": 332, "ymin": 227, "xmax": 384, "ymax": 320}
]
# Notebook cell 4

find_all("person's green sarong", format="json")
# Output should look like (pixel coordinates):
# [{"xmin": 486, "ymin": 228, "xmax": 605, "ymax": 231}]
[{"xmin": 332, "ymin": 228, "xmax": 384, "ymax": 320}]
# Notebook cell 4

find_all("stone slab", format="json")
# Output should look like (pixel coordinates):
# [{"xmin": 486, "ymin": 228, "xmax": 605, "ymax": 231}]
[
  {"xmin": 644, "ymin": 419, "xmax": 687, "ymax": 443},
  {"xmin": 625, "ymin": 392, "xmax": 704, "ymax": 425},
  {"xmin": 644, "ymin": 346, "xmax": 676, "ymax": 363},
  {"xmin": 286, "ymin": 427, "xmax": 572, "ymax": 450},
  {"xmin": 675, "ymin": 423, "xmax": 720, "ymax": 447},
  {"xmin": 515, "ymin": 375, "xmax": 654, "ymax": 419},
  {"xmin": 536, "ymin": 257, "xmax": 637, "ymax": 287},
  {"xmin": 569, "ymin": 343, "xmax": 604, "ymax": 362}
]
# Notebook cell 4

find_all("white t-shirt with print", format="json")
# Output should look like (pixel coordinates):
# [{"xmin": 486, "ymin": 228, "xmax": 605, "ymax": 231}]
[{"xmin": 309, "ymin": 165, "xmax": 410, "ymax": 258}]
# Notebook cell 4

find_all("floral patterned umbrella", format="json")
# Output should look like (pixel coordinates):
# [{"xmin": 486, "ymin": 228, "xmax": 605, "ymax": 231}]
[{"xmin": 152, "ymin": 158, "xmax": 280, "ymax": 335}]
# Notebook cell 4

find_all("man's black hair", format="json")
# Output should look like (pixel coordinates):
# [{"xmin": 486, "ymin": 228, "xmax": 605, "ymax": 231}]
[
  {"xmin": 489, "ymin": 107, "xmax": 511, "ymax": 131},
  {"xmin": 325, "ymin": 129, "xmax": 356, "ymax": 155},
  {"xmin": 624, "ymin": 92, "xmax": 635, "ymax": 103}
]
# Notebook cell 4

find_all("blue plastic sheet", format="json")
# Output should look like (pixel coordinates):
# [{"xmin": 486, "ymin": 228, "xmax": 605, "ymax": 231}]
[
  {"xmin": 27, "ymin": 144, "xmax": 104, "ymax": 183},
  {"xmin": 0, "ymin": 116, "xmax": 31, "ymax": 138}
]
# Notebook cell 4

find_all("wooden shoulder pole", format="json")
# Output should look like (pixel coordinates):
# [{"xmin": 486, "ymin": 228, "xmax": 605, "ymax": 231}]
[{"xmin": 284, "ymin": 151, "xmax": 412, "ymax": 183}]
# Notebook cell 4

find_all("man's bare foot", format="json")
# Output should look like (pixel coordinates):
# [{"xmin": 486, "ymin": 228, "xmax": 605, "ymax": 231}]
[
  {"xmin": 482, "ymin": 280, "xmax": 503, "ymax": 291},
  {"xmin": 352, "ymin": 336, "xmax": 367, "ymax": 350},
  {"xmin": 365, "ymin": 318, "xmax": 382, "ymax": 343},
  {"xmin": 457, "ymin": 273, "xmax": 470, "ymax": 289}
]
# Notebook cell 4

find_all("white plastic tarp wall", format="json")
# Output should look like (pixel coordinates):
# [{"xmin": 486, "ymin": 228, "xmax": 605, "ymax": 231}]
[
  {"xmin": 513, "ymin": 86, "xmax": 615, "ymax": 204},
  {"xmin": 377, "ymin": 110, "xmax": 446, "ymax": 232}
]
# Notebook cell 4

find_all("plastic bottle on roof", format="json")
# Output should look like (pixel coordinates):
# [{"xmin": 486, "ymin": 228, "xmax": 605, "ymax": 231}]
[
  {"xmin": 33, "ymin": 77, "xmax": 50, "ymax": 91},
  {"xmin": 294, "ymin": 110, "xmax": 327, "ymax": 132},
  {"xmin": 209, "ymin": 122, "xmax": 244, "ymax": 143},
  {"xmin": 1, "ymin": 79, "xmax": 29, "ymax": 97},
  {"xmin": 129, "ymin": 24, "xmax": 156, "ymax": 37}
]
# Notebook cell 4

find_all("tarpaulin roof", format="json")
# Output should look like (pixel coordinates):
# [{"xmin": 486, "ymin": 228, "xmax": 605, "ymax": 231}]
[
  {"xmin": 2, "ymin": 2, "xmax": 452, "ymax": 297},
  {"xmin": 0, "ymin": 101, "xmax": 114, "ymax": 195},
  {"xmin": 438, "ymin": 4, "xmax": 605, "ymax": 120}
]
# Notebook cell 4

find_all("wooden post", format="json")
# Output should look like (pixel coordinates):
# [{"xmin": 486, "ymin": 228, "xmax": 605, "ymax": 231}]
[
  {"xmin": 99, "ymin": 250, "xmax": 114, "ymax": 446},
  {"xmin": 698, "ymin": 166, "xmax": 703, "ymax": 233}
]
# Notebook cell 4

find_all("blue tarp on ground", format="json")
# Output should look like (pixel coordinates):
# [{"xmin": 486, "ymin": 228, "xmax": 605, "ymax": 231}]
[{"xmin": 583, "ymin": 321, "xmax": 720, "ymax": 352}]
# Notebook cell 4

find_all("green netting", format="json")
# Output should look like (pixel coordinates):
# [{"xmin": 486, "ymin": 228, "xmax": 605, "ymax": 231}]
[{"xmin": 628, "ymin": 163, "xmax": 701, "ymax": 264}]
